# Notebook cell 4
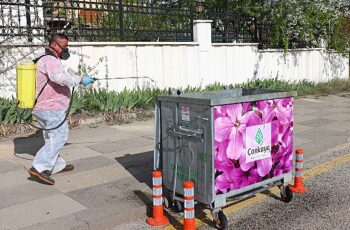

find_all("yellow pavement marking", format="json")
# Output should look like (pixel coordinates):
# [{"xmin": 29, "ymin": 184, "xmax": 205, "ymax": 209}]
[{"xmin": 163, "ymin": 152, "xmax": 350, "ymax": 230}]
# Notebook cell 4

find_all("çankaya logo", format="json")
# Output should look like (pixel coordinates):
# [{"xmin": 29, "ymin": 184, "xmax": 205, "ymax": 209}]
[
  {"xmin": 255, "ymin": 128, "xmax": 263, "ymax": 145},
  {"xmin": 246, "ymin": 124, "xmax": 271, "ymax": 162},
  {"xmin": 247, "ymin": 128, "xmax": 271, "ymax": 156}
]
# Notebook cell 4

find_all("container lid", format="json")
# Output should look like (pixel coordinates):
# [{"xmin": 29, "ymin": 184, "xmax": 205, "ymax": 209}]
[{"xmin": 157, "ymin": 88, "xmax": 297, "ymax": 106}]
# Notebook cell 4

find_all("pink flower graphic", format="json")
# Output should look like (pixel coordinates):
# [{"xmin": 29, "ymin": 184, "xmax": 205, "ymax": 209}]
[
  {"xmin": 214, "ymin": 97, "xmax": 294, "ymax": 194},
  {"xmin": 215, "ymin": 165, "xmax": 237, "ymax": 193},
  {"xmin": 257, "ymin": 98, "xmax": 292, "ymax": 124},
  {"xmin": 239, "ymin": 151, "xmax": 254, "ymax": 172},
  {"xmin": 232, "ymin": 167, "xmax": 262, "ymax": 189},
  {"xmin": 214, "ymin": 103, "xmax": 254, "ymax": 160},
  {"xmin": 273, "ymin": 126, "xmax": 293, "ymax": 176},
  {"xmin": 214, "ymin": 105, "xmax": 227, "ymax": 118},
  {"xmin": 215, "ymin": 141, "xmax": 230, "ymax": 172}
]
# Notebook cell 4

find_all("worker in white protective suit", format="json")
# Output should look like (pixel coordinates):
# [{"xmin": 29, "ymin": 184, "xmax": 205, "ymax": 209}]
[{"xmin": 28, "ymin": 33, "xmax": 95, "ymax": 185}]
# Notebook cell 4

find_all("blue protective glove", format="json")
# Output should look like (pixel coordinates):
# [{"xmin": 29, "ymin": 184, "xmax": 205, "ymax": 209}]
[{"xmin": 82, "ymin": 75, "xmax": 95, "ymax": 86}]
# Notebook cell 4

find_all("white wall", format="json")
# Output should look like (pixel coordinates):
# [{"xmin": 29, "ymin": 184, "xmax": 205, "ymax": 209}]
[
  {"xmin": 0, "ymin": 21, "xmax": 348, "ymax": 99},
  {"xmin": 256, "ymin": 48, "xmax": 348, "ymax": 82}
]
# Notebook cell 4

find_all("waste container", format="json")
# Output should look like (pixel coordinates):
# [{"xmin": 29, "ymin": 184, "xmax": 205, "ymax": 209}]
[{"xmin": 154, "ymin": 88, "xmax": 297, "ymax": 228}]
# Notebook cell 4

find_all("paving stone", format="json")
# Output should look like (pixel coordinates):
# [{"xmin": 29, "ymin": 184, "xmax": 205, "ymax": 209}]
[
  {"xmin": 12, "ymin": 154, "xmax": 33, "ymax": 168},
  {"xmin": 60, "ymin": 145, "xmax": 102, "ymax": 162},
  {"xmin": 299, "ymin": 98, "xmax": 324, "ymax": 103},
  {"xmin": 110, "ymin": 120, "xmax": 155, "ymax": 140},
  {"xmin": 301, "ymin": 135, "xmax": 348, "ymax": 160},
  {"xmin": 294, "ymin": 136, "xmax": 312, "ymax": 147},
  {"xmin": 293, "ymin": 123, "xmax": 314, "ymax": 133},
  {"xmin": 63, "ymin": 176, "xmax": 151, "ymax": 229},
  {"xmin": 22, "ymin": 214, "xmax": 85, "ymax": 230},
  {"xmin": 64, "ymin": 155, "xmax": 116, "ymax": 174},
  {"xmin": 0, "ymin": 141, "xmax": 15, "ymax": 159},
  {"xmin": 0, "ymin": 169, "xmax": 31, "ymax": 191},
  {"xmin": 302, "ymin": 109, "xmax": 334, "ymax": 117},
  {"xmin": 54, "ymin": 164, "xmax": 131, "ymax": 193},
  {"xmin": 320, "ymin": 113, "xmax": 350, "ymax": 122},
  {"xmin": 294, "ymin": 114, "xmax": 315, "ymax": 123},
  {"xmin": 322, "ymin": 120, "xmax": 350, "ymax": 132},
  {"xmin": 0, "ymin": 194, "xmax": 86, "ymax": 229},
  {"xmin": 0, "ymin": 159, "xmax": 22, "ymax": 173},
  {"xmin": 88, "ymin": 137, "xmax": 153, "ymax": 154},
  {"xmin": 68, "ymin": 124, "xmax": 137, "ymax": 143},
  {"xmin": 0, "ymin": 182, "xmax": 59, "ymax": 209},
  {"xmin": 22, "ymin": 204, "xmax": 150, "ymax": 230},
  {"xmin": 103, "ymin": 144, "xmax": 154, "ymax": 159},
  {"xmin": 298, "ymin": 118, "xmax": 337, "ymax": 128},
  {"xmin": 298, "ymin": 127, "xmax": 343, "ymax": 141},
  {"xmin": 66, "ymin": 176, "xmax": 150, "ymax": 209},
  {"xmin": 294, "ymin": 107, "xmax": 319, "ymax": 115}
]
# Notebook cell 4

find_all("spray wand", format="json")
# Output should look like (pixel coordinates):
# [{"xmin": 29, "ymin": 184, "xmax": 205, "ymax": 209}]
[{"xmin": 92, "ymin": 76, "xmax": 155, "ymax": 83}]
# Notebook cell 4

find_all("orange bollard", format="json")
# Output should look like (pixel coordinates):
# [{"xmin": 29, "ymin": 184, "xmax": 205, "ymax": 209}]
[
  {"xmin": 183, "ymin": 181, "xmax": 196, "ymax": 230},
  {"xmin": 290, "ymin": 149, "xmax": 308, "ymax": 193},
  {"xmin": 146, "ymin": 170, "xmax": 169, "ymax": 226}
]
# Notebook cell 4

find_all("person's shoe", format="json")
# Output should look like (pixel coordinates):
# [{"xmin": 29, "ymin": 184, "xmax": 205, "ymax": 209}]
[
  {"xmin": 28, "ymin": 167, "xmax": 55, "ymax": 185},
  {"xmin": 60, "ymin": 164, "xmax": 74, "ymax": 173}
]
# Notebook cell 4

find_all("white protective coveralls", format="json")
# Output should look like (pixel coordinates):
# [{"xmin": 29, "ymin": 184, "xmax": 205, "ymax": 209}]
[{"xmin": 32, "ymin": 49, "xmax": 81, "ymax": 174}]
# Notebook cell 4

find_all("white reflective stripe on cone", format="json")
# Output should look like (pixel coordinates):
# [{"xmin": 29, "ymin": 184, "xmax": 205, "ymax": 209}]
[
  {"xmin": 295, "ymin": 171, "xmax": 303, "ymax": 177},
  {"xmin": 153, "ymin": 187, "xmax": 162, "ymax": 196},
  {"xmin": 185, "ymin": 210, "xmax": 195, "ymax": 219},
  {"xmin": 184, "ymin": 199, "xmax": 194, "ymax": 209},
  {"xmin": 296, "ymin": 162, "xmax": 303, "ymax": 169},
  {"xmin": 153, "ymin": 177, "xmax": 162, "ymax": 186},
  {"xmin": 296, "ymin": 154, "xmax": 303, "ymax": 161},
  {"xmin": 153, "ymin": 197, "xmax": 162, "ymax": 206},
  {"xmin": 184, "ymin": 188, "xmax": 194, "ymax": 197}
]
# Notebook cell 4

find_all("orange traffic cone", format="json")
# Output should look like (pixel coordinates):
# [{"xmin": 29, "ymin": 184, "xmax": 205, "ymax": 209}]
[
  {"xmin": 290, "ymin": 149, "xmax": 308, "ymax": 193},
  {"xmin": 146, "ymin": 170, "xmax": 169, "ymax": 226},
  {"xmin": 183, "ymin": 181, "xmax": 196, "ymax": 230}
]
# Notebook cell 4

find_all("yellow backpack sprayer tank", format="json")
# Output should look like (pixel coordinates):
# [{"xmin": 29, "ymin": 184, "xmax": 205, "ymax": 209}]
[
  {"xmin": 15, "ymin": 51, "xmax": 74, "ymax": 131},
  {"xmin": 16, "ymin": 60, "xmax": 36, "ymax": 109}
]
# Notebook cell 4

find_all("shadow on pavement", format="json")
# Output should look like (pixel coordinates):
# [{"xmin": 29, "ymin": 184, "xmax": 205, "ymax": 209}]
[
  {"xmin": 115, "ymin": 150, "xmax": 154, "ymax": 188},
  {"xmin": 13, "ymin": 130, "xmax": 44, "ymax": 157},
  {"xmin": 134, "ymin": 190, "xmax": 153, "ymax": 217}
]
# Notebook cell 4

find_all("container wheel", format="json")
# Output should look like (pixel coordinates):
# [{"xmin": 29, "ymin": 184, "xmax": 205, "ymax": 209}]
[
  {"xmin": 174, "ymin": 199, "xmax": 183, "ymax": 213},
  {"xmin": 280, "ymin": 186, "xmax": 293, "ymax": 203},
  {"xmin": 214, "ymin": 211, "xmax": 228, "ymax": 230}
]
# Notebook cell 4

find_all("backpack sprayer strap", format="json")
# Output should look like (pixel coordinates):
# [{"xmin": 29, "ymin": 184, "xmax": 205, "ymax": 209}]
[{"xmin": 33, "ymin": 49, "xmax": 58, "ymax": 105}]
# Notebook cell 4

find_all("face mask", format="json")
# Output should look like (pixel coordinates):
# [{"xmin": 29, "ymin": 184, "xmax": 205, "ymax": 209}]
[
  {"xmin": 55, "ymin": 42, "xmax": 70, "ymax": 60},
  {"xmin": 60, "ymin": 47, "xmax": 70, "ymax": 60}
]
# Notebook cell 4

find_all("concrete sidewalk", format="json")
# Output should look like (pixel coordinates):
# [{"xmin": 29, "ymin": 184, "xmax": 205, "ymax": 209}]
[{"xmin": 1, "ymin": 94, "xmax": 350, "ymax": 230}]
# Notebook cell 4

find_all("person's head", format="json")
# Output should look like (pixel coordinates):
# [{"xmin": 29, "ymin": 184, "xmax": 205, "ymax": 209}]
[{"xmin": 49, "ymin": 33, "xmax": 70, "ymax": 60}]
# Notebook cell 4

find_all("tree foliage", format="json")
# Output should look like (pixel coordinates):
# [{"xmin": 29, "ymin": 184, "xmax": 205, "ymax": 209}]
[
  {"xmin": 269, "ymin": 0, "xmax": 349, "ymax": 53},
  {"xmin": 176, "ymin": 0, "xmax": 349, "ymax": 52}
]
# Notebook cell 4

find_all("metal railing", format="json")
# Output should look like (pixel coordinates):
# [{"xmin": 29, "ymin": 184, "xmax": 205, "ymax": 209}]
[
  {"xmin": 0, "ymin": 0, "xmax": 194, "ymax": 42},
  {"xmin": 0, "ymin": 0, "xmax": 314, "ymax": 48},
  {"xmin": 201, "ymin": 8, "xmax": 258, "ymax": 44}
]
